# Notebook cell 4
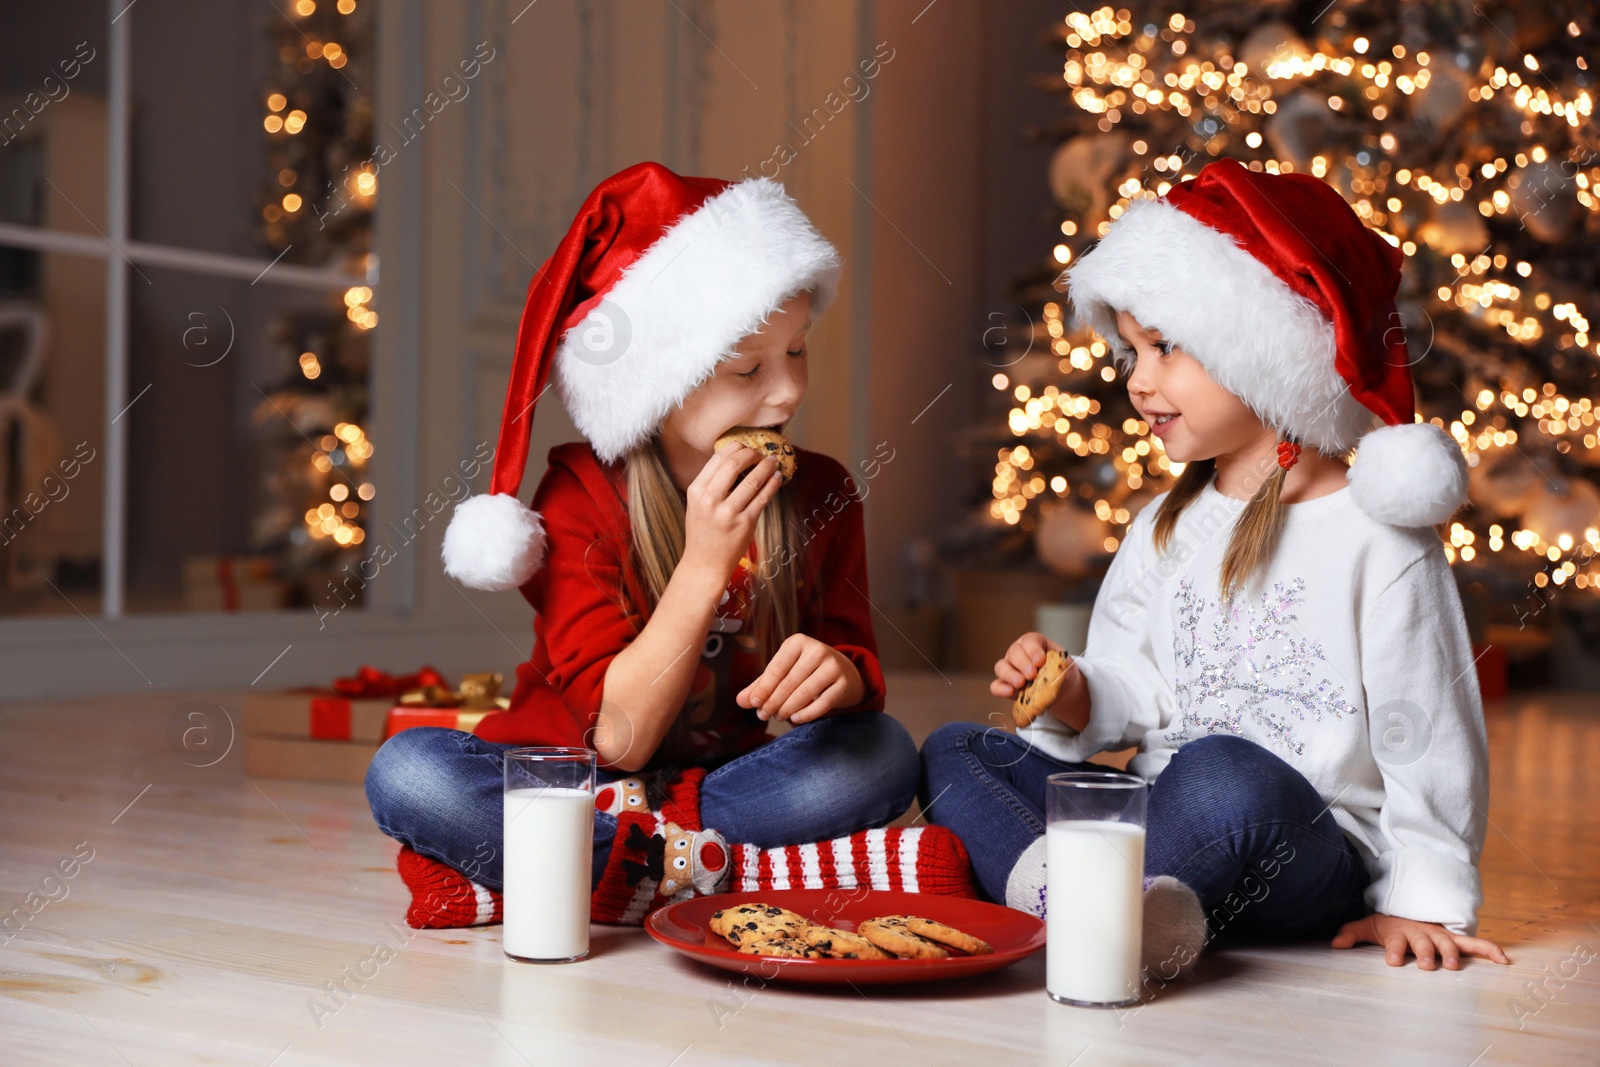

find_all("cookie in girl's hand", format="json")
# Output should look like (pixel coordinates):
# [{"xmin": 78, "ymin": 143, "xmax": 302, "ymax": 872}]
[
  {"xmin": 1011, "ymin": 648, "xmax": 1072, "ymax": 728},
  {"xmin": 715, "ymin": 426, "xmax": 798, "ymax": 484}
]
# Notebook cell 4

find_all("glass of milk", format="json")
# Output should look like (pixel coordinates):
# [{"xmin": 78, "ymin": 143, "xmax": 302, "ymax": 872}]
[
  {"xmin": 503, "ymin": 747, "xmax": 597, "ymax": 963},
  {"xmin": 1044, "ymin": 771, "xmax": 1148, "ymax": 1007}
]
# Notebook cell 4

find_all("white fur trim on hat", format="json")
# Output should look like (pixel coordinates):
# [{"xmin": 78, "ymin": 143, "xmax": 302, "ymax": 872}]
[
  {"xmin": 441, "ymin": 492, "xmax": 547, "ymax": 591},
  {"xmin": 1348, "ymin": 421, "xmax": 1469, "ymax": 527},
  {"xmin": 554, "ymin": 178, "xmax": 843, "ymax": 464},
  {"xmin": 1067, "ymin": 196, "xmax": 1378, "ymax": 455}
]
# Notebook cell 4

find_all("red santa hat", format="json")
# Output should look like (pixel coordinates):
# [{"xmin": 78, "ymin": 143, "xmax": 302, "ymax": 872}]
[
  {"xmin": 1066, "ymin": 156, "xmax": 1468, "ymax": 527},
  {"xmin": 441, "ymin": 162, "xmax": 843, "ymax": 591}
]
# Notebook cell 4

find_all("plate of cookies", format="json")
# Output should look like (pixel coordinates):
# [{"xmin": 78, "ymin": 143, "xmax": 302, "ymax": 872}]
[{"xmin": 645, "ymin": 890, "xmax": 1045, "ymax": 985}]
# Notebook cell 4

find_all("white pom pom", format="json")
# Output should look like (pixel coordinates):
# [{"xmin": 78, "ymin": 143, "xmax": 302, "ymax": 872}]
[
  {"xmin": 440, "ymin": 493, "xmax": 547, "ymax": 591},
  {"xmin": 1348, "ymin": 422, "xmax": 1469, "ymax": 527}
]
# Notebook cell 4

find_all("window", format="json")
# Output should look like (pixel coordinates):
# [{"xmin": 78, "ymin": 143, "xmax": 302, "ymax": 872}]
[{"xmin": 0, "ymin": 0, "xmax": 384, "ymax": 619}]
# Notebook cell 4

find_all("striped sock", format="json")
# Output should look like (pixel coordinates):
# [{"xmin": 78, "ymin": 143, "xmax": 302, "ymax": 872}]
[
  {"xmin": 396, "ymin": 844, "xmax": 502, "ymax": 929},
  {"xmin": 397, "ymin": 769, "xmax": 710, "ymax": 930},
  {"xmin": 592, "ymin": 822, "xmax": 979, "ymax": 924},
  {"xmin": 398, "ymin": 822, "xmax": 979, "ymax": 929},
  {"xmin": 592, "ymin": 811, "xmax": 727, "ymax": 923},
  {"xmin": 727, "ymin": 826, "xmax": 977, "ymax": 899}
]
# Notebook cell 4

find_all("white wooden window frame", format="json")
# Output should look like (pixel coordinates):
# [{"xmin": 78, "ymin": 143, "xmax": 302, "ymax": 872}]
[{"xmin": 0, "ymin": 0, "xmax": 424, "ymax": 697}]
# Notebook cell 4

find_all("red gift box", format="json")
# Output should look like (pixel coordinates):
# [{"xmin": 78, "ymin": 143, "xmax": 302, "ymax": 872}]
[
  {"xmin": 383, "ymin": 706, "xmax": 493, "ymax": 741},
  {"xmin": 242, "ymin": 665, "xmax": 453, "ymax": 743},
  {"xmin": 182, "ymin": 553, "xmax": 286, "ymax": 612},
  {"xmin": 240, "ymin": 665, "xmax": 476, "ymax": 783},
  {"xmin": 243, "ymin": 689, "xmax": 392, "ymax": 743}
]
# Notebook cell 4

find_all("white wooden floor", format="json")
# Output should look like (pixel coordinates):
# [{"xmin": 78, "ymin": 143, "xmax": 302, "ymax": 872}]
[{"xmin": 2, "ymin": 675, "xmax": 1597, "ymax": 1065}]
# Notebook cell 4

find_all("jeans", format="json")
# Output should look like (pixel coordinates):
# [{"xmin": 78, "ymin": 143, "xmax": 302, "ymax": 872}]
[
  {"xmin": 365, "ymin": 712, "xmax": 919, "ymax": 892},
  {"xmin": 918, "ymin": 724, "xmax": 1370, "ymax": 944}
]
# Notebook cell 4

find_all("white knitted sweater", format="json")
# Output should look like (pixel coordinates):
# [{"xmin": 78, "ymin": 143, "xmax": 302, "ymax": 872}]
[{"xmin": 1022, "ymin": 482, "xmax": 1489, "ymax": 935}]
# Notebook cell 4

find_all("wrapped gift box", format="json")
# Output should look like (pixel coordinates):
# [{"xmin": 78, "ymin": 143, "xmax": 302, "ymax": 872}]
[
  {"xmin": 382, "ymin": 670, "xmax": 508, "ymax": 740},
  {"xmin": 383, "ymin": 706, "xmax": 493, "ymax": 741},
  {"xmin": 245, "ymin": 736, "xmax": 381, "ymax": 785},
  {"xmin": 240, "ymin": 667, "xmax": 505, "ymax": 781},
  {"xmin": 184, "ymin": 581, "xmax": 288, "ymax": 612},
  {"xmin": 183, "ymin": 554, "xmax": 273, "ymax": 584},
  {"xmin": 182, "ymin": 554, "xmax": 288, "ymax": 612},
  {"xmin": 242, "ymin": 689, "xmax": 392, "ymax": 743}
]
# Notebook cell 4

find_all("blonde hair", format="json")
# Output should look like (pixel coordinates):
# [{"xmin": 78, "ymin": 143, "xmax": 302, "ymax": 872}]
[
  {"xmin": 1151, "ymin": 456, "xmax": 1288, "ymax": 602},
  {"xmin": 623, "ymin": 435, "xmax": 801, "ymax": 662}
]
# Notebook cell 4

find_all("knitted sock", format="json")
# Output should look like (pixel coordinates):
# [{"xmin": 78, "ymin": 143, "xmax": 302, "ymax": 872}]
[
  {"xmin": 1003, "ymin": 840, "xmax": 1206, "ymax": 980},
  {"xmin": 593, "ymin": 821, "xmax": 978, "ymax": 924},
  {"xmin": 397, "ymin": 844, "xmax": 502, "ymax": 929},
  {"xmin": 726, "ymin": 826, "xmax": 977, "ymax": 899},
  {"xmin": 1004, "ymin": 835, "xmax": 1049, "ymax": 918},
  {"xmin": 589, "ymin": 809, "xmax": 727, "ymax": 923},
  {"xmin": 395, "ymin": 769, "xmax": 708, "ymax": 930},
  {"xmin": 399, "ymin": 772, "xmax": 978, "ymax": 929},
  {"xmin": 594, "ymin": 776, "xmax": 650, "ymax": 817},
  {"xmin": 594, "ymin": 767, "xmax": 709, "ymax": 826},
  {"xmin": 1140, "ymin": 874, "xmax": 1206, "ymax": 981},
  {"xmin": 592, "ymin": 767, "xmax": 716, "ymax": 923}
]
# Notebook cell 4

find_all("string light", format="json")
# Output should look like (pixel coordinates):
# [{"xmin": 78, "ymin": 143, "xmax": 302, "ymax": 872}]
[
  {"xmin": 991, "ymin": 5, "xmax": 1600, "ymax": 596},
  {"xmin": 264, "ymin": 5, "xmax": 377, "ymax": 555}
]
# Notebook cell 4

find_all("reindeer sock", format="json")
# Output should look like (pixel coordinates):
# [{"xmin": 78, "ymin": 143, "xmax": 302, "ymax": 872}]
[
  {"xmin": 591, "ymin": 822, "xmax": 978, "ymax": 925},
  {"xmin": 595, "ymin": 766, "xmax": 706, "ymax": 825},
  {"xmin": 399, "ymin": 768, "xmax": 979, "ymax": 929},
  {"xmin": 587, "ymin": 766, "xmax": 714, "ymax": 923}
]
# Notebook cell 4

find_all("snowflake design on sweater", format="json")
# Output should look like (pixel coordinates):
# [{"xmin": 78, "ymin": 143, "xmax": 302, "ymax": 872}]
[{"xmin": 1169, "ymin": 576, "xmax": 1359, "ymax": 756}]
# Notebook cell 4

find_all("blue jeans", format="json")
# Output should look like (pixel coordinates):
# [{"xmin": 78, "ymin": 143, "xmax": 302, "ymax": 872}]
[
  {"xmin": 366, "ymin": 712, "xmax": 919, "ymax": 892},
  {"xmin": 918, "ymin": 725, "xmax": 1370, "ymax": 944}
]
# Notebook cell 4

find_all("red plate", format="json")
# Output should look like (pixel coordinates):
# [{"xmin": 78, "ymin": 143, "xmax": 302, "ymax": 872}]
[{"xmin": 645, "ymin": 889, "xmax": 1044, "ymax": 985}]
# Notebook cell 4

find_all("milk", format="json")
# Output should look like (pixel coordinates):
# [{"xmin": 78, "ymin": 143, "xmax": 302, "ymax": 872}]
[
  {"xmin": 1046, "ymin": 820, "xmax": 1145, "ymax": 1005},
  {"xmin": 503, "ymin": 786, "xmax": 595, "ymax": 961}
]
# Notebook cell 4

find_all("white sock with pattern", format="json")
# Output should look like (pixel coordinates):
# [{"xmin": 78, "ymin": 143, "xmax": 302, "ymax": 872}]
[
  {"xmin": 1003, "ymin": 835, "xmax": 1049, "ymax": 918},
  {"xmin": 1140, "ymin": 875, "xmax": 1207, "ymax": 980}
]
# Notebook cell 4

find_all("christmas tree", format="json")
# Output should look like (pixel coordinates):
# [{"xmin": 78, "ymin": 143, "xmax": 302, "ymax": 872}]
[
  {"xmin": 970, "ymin": 1, "xmax": 1600, "ymax": 637},
  {"xmin": 246, "ymin": 0, "xmax": 378, "ymax": 608}
]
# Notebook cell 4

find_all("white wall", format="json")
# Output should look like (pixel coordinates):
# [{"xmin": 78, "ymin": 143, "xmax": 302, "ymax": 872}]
[
  {"xmin": 0, "ymin": 0, "xmax": 988, "ymax": 701},
  {"xmin": 411, "ymin": 0, "xmax": 986, "ymax": 683}
]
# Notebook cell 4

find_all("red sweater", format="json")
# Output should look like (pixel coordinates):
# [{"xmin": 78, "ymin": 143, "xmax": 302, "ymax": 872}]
[{"xmin": 473, "ymin": 441, "xmax": 887, "ymax": 769}]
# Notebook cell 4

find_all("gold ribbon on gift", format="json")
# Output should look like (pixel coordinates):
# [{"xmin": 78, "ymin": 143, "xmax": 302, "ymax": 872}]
[{"xmin": 397, "ymin": 671, "xmax": 511, "ymax": 710}]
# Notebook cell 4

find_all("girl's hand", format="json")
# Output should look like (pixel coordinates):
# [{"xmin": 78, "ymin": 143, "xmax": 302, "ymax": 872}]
[
  {"xmin": 1331, "ymin": 913, "xmax": 1510, "ymax": 969},
  {"xmin": 991, "ymin": 631, "xmax": 1090, "ymax": 731},
  {"xmin": 737, "ymin": 634, "xmax": 865, "ymax": 724},
  {"xmin": 682, "ymin": 442, "xmax": 783, "ymax": 580},
  {"xmin": 989, "ymin": 630, "xmax": 1066, "ymax": 699}
]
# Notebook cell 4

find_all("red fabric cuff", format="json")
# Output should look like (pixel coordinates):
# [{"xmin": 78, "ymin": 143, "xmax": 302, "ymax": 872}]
[
  {"xmin": 658, "ymin": 767, "xmax": 706, "ymax": 832},
  {"xmin": 829, "ymin": 643, "xmax": 885, "ymax": 714}
]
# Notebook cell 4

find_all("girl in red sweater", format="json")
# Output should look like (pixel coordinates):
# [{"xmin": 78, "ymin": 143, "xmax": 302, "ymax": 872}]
[{"xmin": 365, "ymin": 163, "xmax": 972, "ymax": 927}]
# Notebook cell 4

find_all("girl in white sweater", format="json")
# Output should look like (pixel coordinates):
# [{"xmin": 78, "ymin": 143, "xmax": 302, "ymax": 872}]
[{"xmin": 921, "ymin": 158, "xmax": 1510, "ymax": 980}]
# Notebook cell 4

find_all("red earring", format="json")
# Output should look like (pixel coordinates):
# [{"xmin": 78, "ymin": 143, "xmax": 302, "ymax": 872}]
[{"xmin": 1276, "ymin": 441, "xmax": 1302, "ymax": 471}]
